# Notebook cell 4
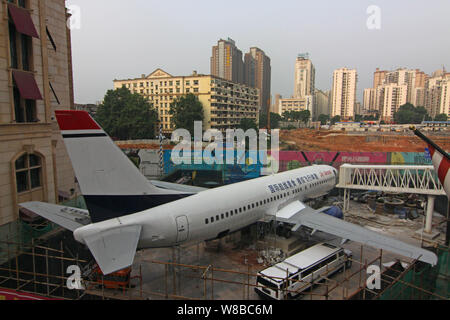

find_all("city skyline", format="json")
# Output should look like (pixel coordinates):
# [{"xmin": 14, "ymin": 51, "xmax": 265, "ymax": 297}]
[{"xmin": 67, "ymin": 0, "xmax": 450, "ymax": 105}]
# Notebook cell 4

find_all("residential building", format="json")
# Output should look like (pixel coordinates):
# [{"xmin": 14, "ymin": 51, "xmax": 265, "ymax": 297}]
[
  {"xmin": 314, "ymin": 89, "xmax": 330, "ymax": 118},
  {"xmin": 373, "ymin": 68, "xmax": 388, "ymax": 89},
  {"xmin": 114, "ymin": 69, "xmax": 260, "ymax": 134},
  {"xmin": 211, "ymin": 38, "xmax": 244, "ymax": 84},
  {"xmin": 0, "ymin": 0, "xmax": 76, "ymax": 227},
  {"xmin": 244, "ymin": 47, "xmax": 271, "ymax": 115},
  {"xmin": 278, "ymin": 96, "xmax": 314, "ymax": 116},
  {"xmin": 331, "ymin": 68, "xmax": 358, "ymax": 120},
  {"xmin": 425, "ymin": 71, "xmax": 450, "ymax": 118},
  {"xmin": 363, "ymin": 88, "xmax": 376, "ymax": 112},
  {"xmin": 294, "ymin": 54, "xmax": 315, "ymax": 98},
  {"xmin": 378, "ymin": 83, "xmax": 408, "ymax": 122}
]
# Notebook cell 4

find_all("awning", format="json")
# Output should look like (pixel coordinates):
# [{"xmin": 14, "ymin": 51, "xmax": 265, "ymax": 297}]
[
  {"xmin": 12, "ymin": 70, "xmax": 43, "ymax": 100},
  {"xmin": 8, "ymin": 3, "xmax": 39, "ymax": 38}
]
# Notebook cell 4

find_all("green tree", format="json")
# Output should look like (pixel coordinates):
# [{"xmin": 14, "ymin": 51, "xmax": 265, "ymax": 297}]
[
  {"xmin": 331, "ymin": 115, "xmax": 341, "ymax": 125},
  {"xmin": 95, "ymin": 87, "xmax": 158, "ymax": 140},
  {"xmin": 318, "ymin": 114, "xmax": 330, "ymax": 125},
  {"xmin": 239, "ymin": 118, "xmax": 258, "ymax": 132},
  {"xmin": 259, "ymin": 112, "xmax": 282, "ymax": 129},
  {"xmin": 299, "ymin": 110, "xmax": 311, "ymax": 124},
  {"xmin": 394, "ymin": 103, "xmax": 430, "ymax": 124},
  {"xmin": 434, "ymin": 113, "xmax": 448, "ymax": 121},
  {"xmin": 354, "ymin": 114, "xmax": 363, "ymax": 122},
  {"xmin": 169, "ymin": 93, "xmax": 204, "ymax": 136}
]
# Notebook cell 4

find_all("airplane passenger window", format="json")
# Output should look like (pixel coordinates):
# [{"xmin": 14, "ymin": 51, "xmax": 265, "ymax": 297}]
[
  {"xmin": 221, "ymin": 214, "xmax": 224, "ymax": 219},
  {"xmin": 235, "ymin": 209, "xmax": 238, "ymax": 214},
  {"xmin": 216, "ymin": 215, "xmax": 219, "ymax": 221},
  {"xmin": 211, "ymin": 217, "xmax": 214, "ymax": 223},
  {"xmin": 205, "ymin": 219, "xmax": 209, "ymax": 224},
  {"xmin": 239, "ymin": 208, "xmax": 242, "ymax": 213},
  {"xmin": 226, "ymin": 212, "xmax": 229, "ymax": 218}
]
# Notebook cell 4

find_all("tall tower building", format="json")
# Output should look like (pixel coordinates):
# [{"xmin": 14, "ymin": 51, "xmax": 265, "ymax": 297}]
[
  {"xmin": 244, "ymin": 47, "xmax": 271, "ymax": 115},
  {"xmin": 294, "ymin": 54, "xmax": 315, "ymax": 98},
  {"xmin": 331, "ymin": 68, "xmax": 357, "ymax": 120},
  {"xmin": 210, "ymin": 38, "xmax": 244, "ymax": 84}
]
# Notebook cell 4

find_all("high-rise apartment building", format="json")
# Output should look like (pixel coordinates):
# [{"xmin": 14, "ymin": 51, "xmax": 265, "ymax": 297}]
[
  {"xmin": 363, "ymin": 88, "xmax": 376, "ymax": 112},
  {"xmin": 114, "ymin": 69, "xmax": 260, "ymax": 134},
  {"xmin": 294, "ymin": 54, "xmax": 315, "ymax": 98},
  {"xmin": 425, "ymin": 70, "xmax": 450, "ymax": 117},
  {"xmin": 244, "ymin": 47, "xmax": 271, "ymax": 115},
  {"xmin": 331, "ymin": 68, "xmax": 358, "ymax": 120},
  {"xmin": 0, "ymin": 0, "xmax": 76, "ymax": 227},
  {"xmin": 314, "ymin": 89, "xmax": 330, "ymax": 118},
  {"xmin": 211, "ymin": 38, "xmax": 244, "ymax": 84},
  {"xmin": 378, "ymin": 84, "xmax": 408, "ymax": 121},
  {"xmin": 373, "ymin": 68, "xmax": 388, "ymax": 89}
]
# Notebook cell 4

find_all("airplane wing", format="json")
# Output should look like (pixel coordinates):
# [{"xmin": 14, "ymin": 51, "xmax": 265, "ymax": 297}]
[
  {"xmin": 19, "ymin": 202, "xmax": 91, "ymax": 232},
  {"xmin": 273, "ymin": 201, "xmax": 438, "ymax": 266}
]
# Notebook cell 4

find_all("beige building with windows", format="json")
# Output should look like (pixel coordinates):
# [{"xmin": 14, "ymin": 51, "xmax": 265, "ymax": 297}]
[
  {"xmin": 0, "ymin": 0, "xmax": 76, "ymax": 227},
  {"xmin": 331, "ymin": 68, "xmax": 357, "ymax": 120},
  {"xmin": 114, "ymin": 69, "xmax": 260, "ymax": 134},
  {"xmin": 278, "ymin": 96, "xmax": 313, "ymax": 116},
  {"xmin": 425, "ymin": 72, "xmax": 450, "ymax": 118},
  {"xmin": 378, "ymin": 83, "xmax": 408, "ymax": 122}
]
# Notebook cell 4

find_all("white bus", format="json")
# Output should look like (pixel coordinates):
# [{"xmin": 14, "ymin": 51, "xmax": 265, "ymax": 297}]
[{"xmin": 255, "ymin": 242, "xmax": 352, "ymax": 300}]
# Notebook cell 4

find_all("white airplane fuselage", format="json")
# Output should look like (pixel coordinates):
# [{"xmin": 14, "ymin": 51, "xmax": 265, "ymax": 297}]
[{"xmin": 74, "ymin": 165, "xmax": 338, "ymax": 249}]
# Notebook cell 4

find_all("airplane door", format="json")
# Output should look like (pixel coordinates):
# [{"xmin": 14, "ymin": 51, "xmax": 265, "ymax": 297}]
[{"xmin": 176, "ymin": 216, "xmax": 189, "ymax": 243}]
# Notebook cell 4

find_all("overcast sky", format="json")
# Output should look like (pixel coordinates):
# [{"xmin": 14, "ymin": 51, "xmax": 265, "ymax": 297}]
[{"xmin": 66, "ymin": 0, "xmax": 450, "ymax": 104}]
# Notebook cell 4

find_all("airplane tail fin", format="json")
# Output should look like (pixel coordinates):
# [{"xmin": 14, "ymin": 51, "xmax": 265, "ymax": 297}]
[
  {"xmin": 410, "ymin": 126, "xmax": 450, "ymax": 197},
  {"xmin": 55, "ymin": 110, "xmax": 180, "ymax": 222}
]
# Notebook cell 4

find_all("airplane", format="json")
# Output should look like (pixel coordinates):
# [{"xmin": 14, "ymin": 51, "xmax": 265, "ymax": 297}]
[{"xmin": 20, "ymin": 111, "xmax": 438, "ymax": 275}]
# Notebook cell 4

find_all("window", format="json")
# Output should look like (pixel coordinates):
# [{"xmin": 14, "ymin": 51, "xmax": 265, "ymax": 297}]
[
  {"xmin": 226, "ymin": 212, "xmax": 229, "ymax": 218},
  {"xmin": 8, "ymin": 2, "xmax": 42, "ymax": 123},
  {"xmin": 205, "ymin": 218, "xmax": 209, "ymax": 225},
  {"xmin": 211, "ymin": 217, "xmax": 214, "ymax": 223},
  {"xmin": 221, "ymin": 214, "xmax": 224, "ymax": 219},
  {"xmin": 216, "ymin": 215, "xmax": 219, "ymax": 221},
  {"xmin": 15, "ymin": 153, "xmax": 42, "ymax": 193}
]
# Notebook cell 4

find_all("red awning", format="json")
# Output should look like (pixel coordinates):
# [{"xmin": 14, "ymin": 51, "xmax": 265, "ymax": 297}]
[
  {"xmin": 12, "ymin": 70, "xmax": 43, "ymax": 100},
  {"xmin": 8, "ymin": 3, "xmax": 39, "ymax": 38}
]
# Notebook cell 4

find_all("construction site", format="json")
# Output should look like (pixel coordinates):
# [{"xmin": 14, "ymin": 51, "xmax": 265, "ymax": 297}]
[
  {"xmin": 0, "ymin": 199, "xmax": 448, "ymax": 301},
  {"xmin": 0, "ymin": 127, "xmax": 449, "ymax": 301}
]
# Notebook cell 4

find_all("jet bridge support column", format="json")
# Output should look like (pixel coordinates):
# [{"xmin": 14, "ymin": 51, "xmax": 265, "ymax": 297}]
[
  {"xmin": 424, "ymin": 196, "xmax": 435, "ymax": 234},
  {"xmin": 422, "ymin": 195, "xmax": 440, "ymax": 239}
]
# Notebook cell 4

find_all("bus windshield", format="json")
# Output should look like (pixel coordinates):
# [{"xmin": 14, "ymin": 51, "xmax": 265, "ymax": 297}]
[{"xmin": 257, "ymin": 276, "xmax": 280, "ymax": 290}]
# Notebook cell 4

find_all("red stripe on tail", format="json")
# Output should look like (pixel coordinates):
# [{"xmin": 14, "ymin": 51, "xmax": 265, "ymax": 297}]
[
  {"xmin": 55, "ymin": 110, "xmax": 101, "ymax": 131},
  {"xmin": 438, "ymin": 156, "xmax": 450, "ymax": 186},
  {"xmin": 428, "ymin": 144, "xmax": 435, "ymax": 158}
]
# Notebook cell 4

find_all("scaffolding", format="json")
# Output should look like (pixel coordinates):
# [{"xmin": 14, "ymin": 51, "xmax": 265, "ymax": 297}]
[{"xmin": 0, "ymin": 229, "xmax": 448, "ymax": 301}]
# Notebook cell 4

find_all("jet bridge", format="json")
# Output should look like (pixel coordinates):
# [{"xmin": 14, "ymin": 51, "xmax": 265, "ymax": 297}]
[{"xmin": 337, "ymin": 164, "xmax": 447, "ymax": 236}]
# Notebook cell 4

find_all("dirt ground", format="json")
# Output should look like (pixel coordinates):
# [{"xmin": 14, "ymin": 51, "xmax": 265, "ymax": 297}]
[{"xmin": 280, "ymin": 129, "xmax": 450, "ymax": 152}]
